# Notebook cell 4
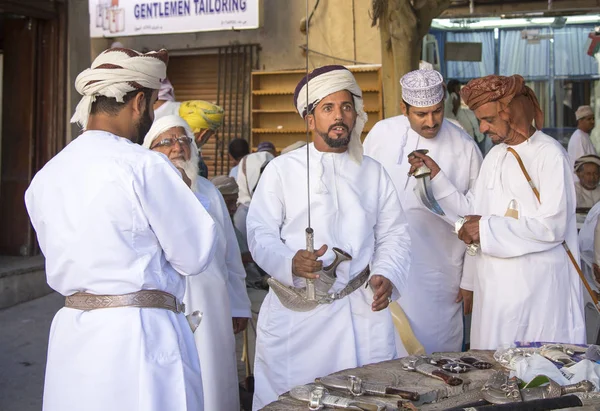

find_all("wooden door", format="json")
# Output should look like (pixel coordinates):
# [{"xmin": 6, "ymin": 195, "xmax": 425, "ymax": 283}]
[{"xmin": 0, "ymin": 17, "xmax": 37, "ymax": 255}]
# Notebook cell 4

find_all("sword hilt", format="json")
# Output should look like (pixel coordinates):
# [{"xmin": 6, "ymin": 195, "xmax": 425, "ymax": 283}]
[{"xmin": 305, "ymin": 227, "xmax": 316, "ymax": 300}]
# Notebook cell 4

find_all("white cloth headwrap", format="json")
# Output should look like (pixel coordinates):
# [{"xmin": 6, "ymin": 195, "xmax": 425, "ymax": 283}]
[
  {"xmin": 295, "ymin": 68, "xmax": 367, "ymax": 165},
  {"xmin": 71, "ymin": 48, "xmax": 168, "ymax": 130},
  {"xmin": 142, "ymin": 115, "xmax": 199, "ymax": 191},
  {"xmin": 237, "ymin": 151, "xmax": 274, "ymax": 206}
]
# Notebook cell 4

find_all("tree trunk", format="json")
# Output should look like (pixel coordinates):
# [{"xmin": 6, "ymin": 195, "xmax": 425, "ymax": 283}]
[{"xmin": 373, "ymin": 0, "xmax": 450, "ymax": 117}]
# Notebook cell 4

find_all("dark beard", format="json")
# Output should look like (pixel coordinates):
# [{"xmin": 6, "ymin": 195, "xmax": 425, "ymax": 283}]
[
  {"xmin": 316, "ymin": 122, "xmax": 352, "ymax": 148},
  {"xmin": 133, "ymin": 106, "xmax": 154, "ymax": 145}
]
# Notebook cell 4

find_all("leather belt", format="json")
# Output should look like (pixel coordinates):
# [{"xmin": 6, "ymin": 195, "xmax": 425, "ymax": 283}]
[{"xmin": 65, "ymin": 290, "xmax": 185, "ymax": 314}]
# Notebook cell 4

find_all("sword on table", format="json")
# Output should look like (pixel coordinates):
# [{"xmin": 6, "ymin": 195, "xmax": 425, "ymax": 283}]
[{"xmin": 316, "ymin": 375, "xmax": 420, "ymax": 401}]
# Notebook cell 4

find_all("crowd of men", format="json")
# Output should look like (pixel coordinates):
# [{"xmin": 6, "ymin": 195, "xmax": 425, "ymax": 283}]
[{"xmin": 24, "ymin": 46, "xmax": 595, "ymax": 411}]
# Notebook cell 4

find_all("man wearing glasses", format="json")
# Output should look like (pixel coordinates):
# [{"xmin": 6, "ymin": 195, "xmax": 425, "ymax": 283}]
[{"xmin": 143, "ymin": 115, "xmax": 251, "ymax": 411}]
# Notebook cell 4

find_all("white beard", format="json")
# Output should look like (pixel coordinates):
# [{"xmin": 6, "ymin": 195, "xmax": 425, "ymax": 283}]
[{"xmin": 172, "ymin": 148, "xmax": 199, "ymax": 191}]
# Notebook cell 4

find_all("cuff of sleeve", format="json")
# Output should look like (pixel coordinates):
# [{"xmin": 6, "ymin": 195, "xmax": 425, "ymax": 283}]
[
  {"xmin": 479, "ymin": 215, "xmax": 492, "ymax": 255},
  {"xmin": 431, "ymin": 170, "xmax": 458, "ymax": 200},
  {"xmin": 231, "ymin": 308, "xmax": 252, "ymax": 318},
  {"xmin": 460, "ymin": 279, "xmax": 474, "ymax": 291}
]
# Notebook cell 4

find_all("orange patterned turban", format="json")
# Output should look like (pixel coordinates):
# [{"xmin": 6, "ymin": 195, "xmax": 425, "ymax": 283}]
[{"xmin": 461, "ymin": 75, "xmax": 544, "ymax": 140}]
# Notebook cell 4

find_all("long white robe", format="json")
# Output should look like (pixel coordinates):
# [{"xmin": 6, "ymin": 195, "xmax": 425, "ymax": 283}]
[
  {"xmin": 184, "ymin": 177, "xmax": 251, "ymax": 411},
  {"xmin": 568, "ymin": 129, "xmax": 597, "ymax": 169},
  {"xmin": 247, "ymin": 144, "xmax": 411, "ymax": 410},
  {"xmin": 364, "ymin": 117, "xmax": 482, "ymax": 353},
  {"xmin": 24, "ymin": 131, "xmax": 217, "ymax": 411},
  {"xmin": 430, "ymin": 130, "xmax": 586, "ymax": 349}
]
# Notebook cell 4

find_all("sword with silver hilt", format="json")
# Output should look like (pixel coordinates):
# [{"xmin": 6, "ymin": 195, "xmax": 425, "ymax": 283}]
[
  {"xmin": 316, "ymin": 375, "xmax": 420, "ymax": 401},
  {"xmin": 408, "ymin": 149, "xmax": 445, "ymax": 216},
  {"xmin": 289, "ymin": 385, "xmax": 387, "ymax": 411},
  {"xmin": 400, "ymin": 356, "xmax": 463, "ymax": 386},
  {"xmin": 302, "ymin": 0, "xmax": 317, "ymax": 302}
]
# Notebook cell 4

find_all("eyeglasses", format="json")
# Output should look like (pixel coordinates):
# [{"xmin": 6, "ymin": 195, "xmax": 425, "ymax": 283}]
[{"xmin": 150, "ymin": 136, "xmax": 192, "ymax": 150}]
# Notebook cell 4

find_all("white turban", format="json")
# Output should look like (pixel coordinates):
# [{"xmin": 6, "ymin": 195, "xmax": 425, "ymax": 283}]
[
  {"xmin": 71, "ymin": 48, "xmax": 168, "ymax": 130},
  {"xmin": 143, "ymin": 115, "xmax": 199, "ymax": 191},
  {"xmin": 293, "ymin": 65, "xmax": 367, "ymax": 165},
  {"xmin": 237, "ymin": 151, "xmax": 274, "ymax": 206}
]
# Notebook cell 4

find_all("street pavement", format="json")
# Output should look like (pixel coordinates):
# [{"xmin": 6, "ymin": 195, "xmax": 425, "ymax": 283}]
[
  {"xmin": 0, "ymin": 292, "xmax": 62, "ymax": 411},
  {"xmin": 0, "ymin": 292, "xmax": 251, "ymax": 411}
]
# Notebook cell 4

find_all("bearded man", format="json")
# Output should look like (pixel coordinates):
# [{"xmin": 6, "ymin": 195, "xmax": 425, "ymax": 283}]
[
  {"xmin": 143, "ymin": 115, "xmax": 251, "ymax": 411},
  {"xmin": 409, "ymin": 74, "xmax": 585, "ymax": 350},
  {"xmin": 25, "ymin": 48, "xmax": 217, "ymax": 411},
  {"xmin": 575, "ymin": 155, "xmax": 600, "ymax": 209},
  {"xmin": 364, "ymin": 69, "xmax": 482, "ymax": 354},
  {"xmin": 246, "ymin": 65, "xmax": 411, "ymax": 410}
]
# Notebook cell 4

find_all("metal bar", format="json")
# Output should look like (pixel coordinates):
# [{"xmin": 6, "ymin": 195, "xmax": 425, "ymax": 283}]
[
  {"xmin": 225, "ymin": 45, "xmax": 235, "ymax": 175},
  {"xmin": 240, "ymin": 45, "xmax": 248, "ymax": 145},
  {"xmin": 234, "ymin": 44, "xmax": 242, "ymax": 162},
  {"xmin": 215, "ymin": 47, "xmax": 224, "ymax": 177}
]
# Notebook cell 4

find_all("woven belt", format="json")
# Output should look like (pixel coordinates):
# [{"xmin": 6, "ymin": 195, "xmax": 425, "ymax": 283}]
[{"xmin": 65, "ymin": 290, "xmax": 185, "ymax": 314}]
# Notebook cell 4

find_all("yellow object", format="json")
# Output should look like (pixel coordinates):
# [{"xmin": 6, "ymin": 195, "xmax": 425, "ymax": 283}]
[
  {"xmin": 389, "ymin": 302, "xmax": 426, "ymax": 355},
  {"xmin": 179, "ymin": 100, "xmax": 224, "ymax": 132}
]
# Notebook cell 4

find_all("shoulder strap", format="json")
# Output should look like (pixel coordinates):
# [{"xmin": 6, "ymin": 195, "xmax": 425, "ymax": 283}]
[
  {"xmin": 507, "ymin": 147, "xmax": 600, "ymax": 311},
  {"xmin": 506, "ymin": 147, "xmax": 541, "ymax": 203}
]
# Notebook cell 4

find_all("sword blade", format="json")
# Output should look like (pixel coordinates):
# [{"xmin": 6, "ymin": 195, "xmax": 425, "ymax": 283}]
[{"xmin": 415, "ymin": 175, "xmax": 445, "ymax": 216}]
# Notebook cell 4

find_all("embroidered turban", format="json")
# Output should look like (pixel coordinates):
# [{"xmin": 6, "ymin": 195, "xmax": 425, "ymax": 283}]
[
  {"xmin": 71, "ymin": 48, "xmax": 168, "ymax": 130},
  {"xmin": 400, "ymin": 69, "xmax": 445, "ymax": 107},
  {"xmin": 142, "ymin": 115, "xmax": 199, "ymax": 191},
  {"xmin": 210, "ymin": 175, "xmax": 239, "ymax": 195},
  {"xmin": 257, "ymin": 141, "xmax": 276, "ymax": 153},
  {"xmin": 179, "ymin": 100, "xmax": 225, "ymax": 133},
  {"xmin": 293, "ymin": 65, "xmax": 367, "ymax": 164},
  {"xmin": 461, "ymin": 75, "xmax": 544, "ymax": 140}
]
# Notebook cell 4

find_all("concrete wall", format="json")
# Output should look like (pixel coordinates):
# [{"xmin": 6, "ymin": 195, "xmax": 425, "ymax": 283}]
[
  {"xmin": 91, "ymin": 0, "xmax": 381, "ymax": 70},
  {"xmin": 67, "ymin": 0, "xmax": 91, "ymax": 142}
]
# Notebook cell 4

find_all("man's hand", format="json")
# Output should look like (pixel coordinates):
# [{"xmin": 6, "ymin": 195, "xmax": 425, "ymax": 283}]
[
  {"xmin": 241, "ymin": 252, "xmax": 254, "ymax": 266},
  {"xmin": 458, "ymin": 215, "xmax": 482, "ymax": 245},
  {"xmin": 455, "ymin": 288, "xmax": 473, "ymax": 315},
  {"xmin": 407, "ymin": 150, "xmax": 441, "ymax": 179},
  {"xmin": 232, "ymin": 317, "xmax": 248, "ymax": 334},
  {"xmin": 176, "ymin": 167, "xmax": 192, "ymax": 188},
  {"xmin": 369, "ymin": 275, "xmax": 393, "ymax": 312},
  {"xmin": 292, "ymin": 245, "xmax": 328, "ymax": 279}
]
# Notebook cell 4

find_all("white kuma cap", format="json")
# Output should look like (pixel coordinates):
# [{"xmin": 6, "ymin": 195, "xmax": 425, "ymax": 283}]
[{"xmin": 400, "ymin": 69, "xmax": 445, "ymax": 107}]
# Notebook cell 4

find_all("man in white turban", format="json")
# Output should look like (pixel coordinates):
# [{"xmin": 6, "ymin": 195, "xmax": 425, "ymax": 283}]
[
  {"xmin": 246, "ymin": 65, "xmax": 411, "ymax": 410},
  {"xmin": 26, "ymin": 48, "xmax": 217, "ymax": 411},
  {"xmin": 143, "ymin": 115, "xmax": 251, "ymax": 411},
  {"xmin": 364, "ymin": 69, "xmax": 482, "ymax": 354},
  {"xmin": 568, "ymin": 105, "xmax": 597, "ymax": 170}
]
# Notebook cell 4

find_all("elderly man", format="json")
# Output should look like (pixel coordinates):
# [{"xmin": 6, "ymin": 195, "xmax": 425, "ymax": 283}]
[
  {"xmin": 143, "ymin": 115, "xmax": 251, "ymax": 411},
  {"xmin": 247, "ymin": 65, "xmax": 411, "ymax": 409},
  {"xmin": 25, "ymin": 48, "xmax": 217, "ymax": 411},
  {"xmin": 568, "ymin": 105, "xmax": 597, "ymax": 169},
  {"xmin": 409, "ymin": 74, "xmax": 585, "ymax": 350},
  {"xmin": 575, "ymin": 155, "xmax": 600, "ymax": 208},
  {"xmin": 364, "ymin": 69, "xmax": 482, "ymax": 354}
]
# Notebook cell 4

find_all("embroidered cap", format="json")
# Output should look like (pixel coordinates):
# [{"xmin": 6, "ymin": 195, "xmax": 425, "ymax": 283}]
[
  {"xmin": 575, "ymin": 154, "xmax": 600, "ymax": 172},
  {"xmin": 576, "ymin": 105, "xmax": 594, "ymax": 121},
  {"xmin": 400, "ymin": 69, "xmax": 445, "ymax": 107}
]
